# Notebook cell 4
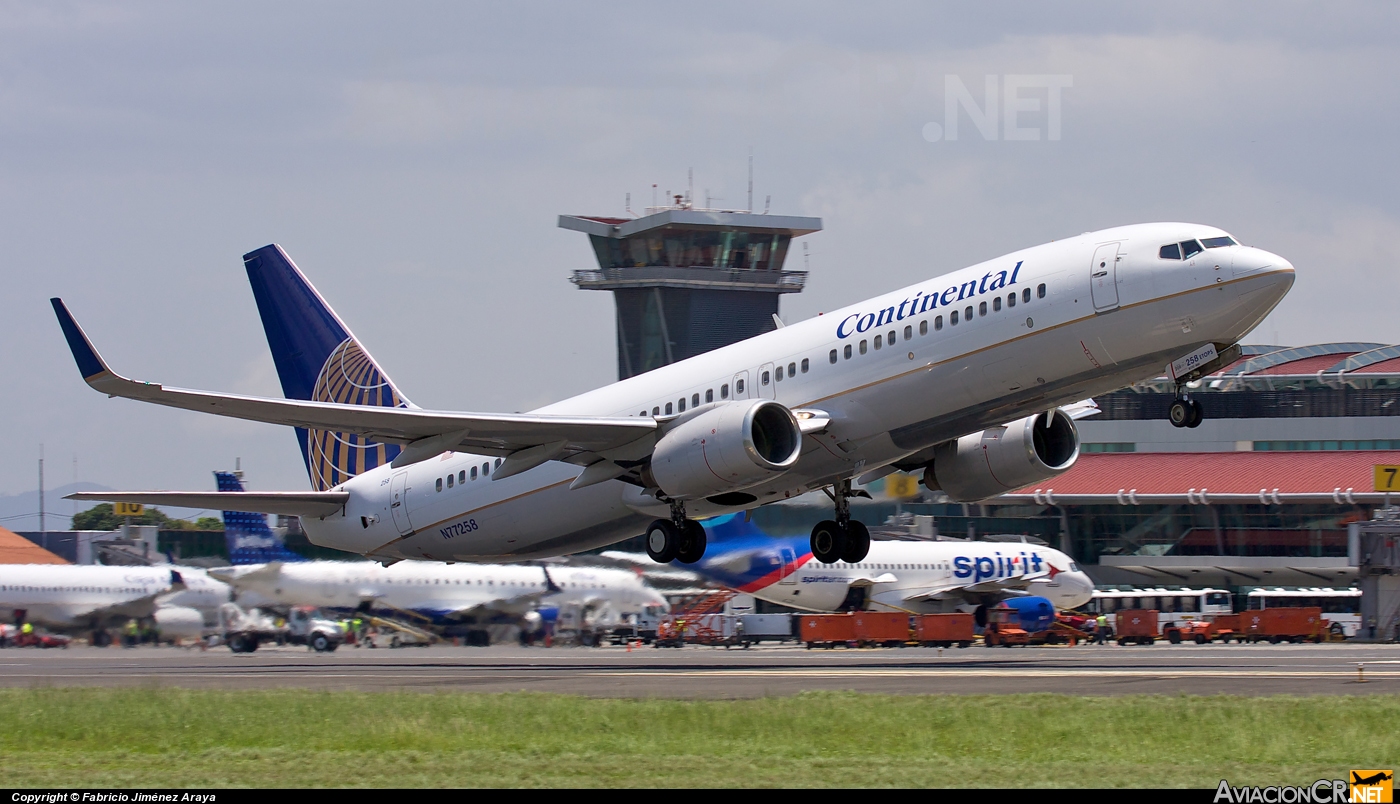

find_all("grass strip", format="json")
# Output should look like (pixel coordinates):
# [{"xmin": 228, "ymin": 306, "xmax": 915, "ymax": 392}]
[{"xmin": 1, "ymin": 689, "xmax": 1396, "ymax": 788}]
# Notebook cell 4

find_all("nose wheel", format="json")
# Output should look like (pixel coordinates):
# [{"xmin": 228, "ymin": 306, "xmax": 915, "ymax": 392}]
[
  {"xmin": 811, "ymin": 480, "xmax": 871, "ymax": 564},
  {"xmin": 1169, "ymin": 394, "xmax": 1203, "ymax": 428},
  {"xmin": 646, "ymin": 503, "xmax": 707, "ymax": 564}
]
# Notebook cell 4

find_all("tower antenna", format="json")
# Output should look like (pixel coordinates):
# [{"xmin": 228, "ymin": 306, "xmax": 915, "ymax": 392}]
[{"xmin": 747, "ymin": 149, "xmax": 754, "ymax": 213}]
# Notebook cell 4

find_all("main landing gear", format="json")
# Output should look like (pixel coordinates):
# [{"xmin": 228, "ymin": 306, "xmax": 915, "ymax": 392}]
[
  {"xmin": 646, "ymin": 501, "xmax": 707, "ymax": 565},
  {"xmin": 1168, "ymin": 390, "xmax": 1204, "ymax": 429},
  {"xmin": 811, "ymin": 480, "xmax": 871, "ymax": 565}
]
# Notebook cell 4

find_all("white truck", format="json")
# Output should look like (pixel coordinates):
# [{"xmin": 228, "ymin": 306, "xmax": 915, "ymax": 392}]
[{"xmin": 218, "ymin": 603, "xmax": 345, "ymax": 653}]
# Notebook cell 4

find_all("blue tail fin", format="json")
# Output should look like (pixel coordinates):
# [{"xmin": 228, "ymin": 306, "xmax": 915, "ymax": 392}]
[
  {"xmin": 243, "ymin": 245, "xmax": 409, "ymax": 490},
  {"xmin": 215, "ymin": 471, "xmax": 307, "ymax": 564}
]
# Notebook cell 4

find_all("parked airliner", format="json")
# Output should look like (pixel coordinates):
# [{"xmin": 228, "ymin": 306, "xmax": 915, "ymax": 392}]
[
  {"xmin": 688, "ymin": 514, "xmax": 1092, "ymax": 618},
  {"xmin": 0, "ymin": 564, "xmax": 231, "ymax": 644},
  {"xmin": 54, "ymin": 222, "xmax": 1293, "ymax": 566},
  {"xmin": 207, "ymin": 471, "xmax": 668, "ymax": 641}
]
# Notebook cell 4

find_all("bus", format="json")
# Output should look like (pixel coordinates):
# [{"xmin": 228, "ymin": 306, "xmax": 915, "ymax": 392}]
[
  {"xmin": 1246, "ymin": 587, "xmax": 1360, "ymax": 637},
  {"xmin": 1085, "ymin": 588, "xmax": 1233, "ymax": 630}
]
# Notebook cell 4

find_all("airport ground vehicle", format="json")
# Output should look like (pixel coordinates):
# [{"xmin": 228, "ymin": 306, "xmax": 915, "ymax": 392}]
[
  {"xmin": 1162, "ymin": 620, "xmax": 1216, "ymax": 644},
  {"xmin": 1247, "ymin": 588, "xmax": 1359, "ymax": 637},
  {"xmin": 1240, "ymin": 607, "xmax": 1327, "ymax": 643},
  {"xmin": 800, "ymin": 614, "xmax": 858, "ymax": 649},
  {"xmin": 852, "ymin": 612, "xmax": 911, "ymax": 648},
  {"xmin": 1115, "ymin": 609, "xmax": 1159, "ymax": 645},
  {"xmin": 984, "ymin": 604, "xmax": 1031, "ymax": 647},
  {"xmin": 219, "ymin": 604, "xmax": 344, "ymax": 653},
  {"xmin": 915, "ymin": 613, "xmax": 974, "ymax": 647}
]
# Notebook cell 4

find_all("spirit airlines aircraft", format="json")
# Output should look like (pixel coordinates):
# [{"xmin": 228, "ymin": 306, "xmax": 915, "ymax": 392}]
[
  {"xmin": 207, "ymin": 472, "xmax": 668, "ymax": 639},
  {"xmin": 0, "ymin": 565, "xmax": 231, "ymax": 644},
  {"xmin": 689, "ymin": 514, "xmax": 1093, "ymax": 618},
  {"xmin": 54, "ymin": 223, "xmax": 1294, "ymax": 567}
]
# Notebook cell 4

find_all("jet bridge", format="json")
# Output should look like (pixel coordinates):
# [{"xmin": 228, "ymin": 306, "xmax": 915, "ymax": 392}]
[{"xmin": 1349, "ymin": 508, "xmax": 1400, "ymax": 641}]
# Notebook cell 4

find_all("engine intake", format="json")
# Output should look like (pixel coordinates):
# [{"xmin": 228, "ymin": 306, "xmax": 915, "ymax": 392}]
[
  {"xmin": 648, "ymin": 399, "xmax": 802, "ymax": 501},
  {"xmin": 922, "ymin": 409, "xmax": 1079, "ymax": 502}
]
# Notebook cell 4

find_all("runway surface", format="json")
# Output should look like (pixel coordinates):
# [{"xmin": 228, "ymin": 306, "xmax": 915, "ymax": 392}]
[{"xmin": 3, "ymin": 642, "xmax": 1399, "ymax": 696}]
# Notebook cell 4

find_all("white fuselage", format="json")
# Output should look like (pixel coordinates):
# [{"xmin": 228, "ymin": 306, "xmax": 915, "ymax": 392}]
[
  {"xmin": 301, "ymin": 223, "xmax": 1294, "ymax": 562},
  {"xmin": 741, "ymin": 541, "xmax": 1095, "ymax": 614},
  {"xmin": 216, "ymin": 561, "xmax": 668, "ymax": 623},
  {"xmin": 0, "ymin": 564, "xmax": 231, "ymax": 635}
]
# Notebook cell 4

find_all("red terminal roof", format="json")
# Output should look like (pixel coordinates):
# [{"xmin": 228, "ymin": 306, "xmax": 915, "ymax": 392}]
[
  {"xmin": 1352, "ymin": 356, "xmax": 1400, "ymax": 373},
  {"xmin": 1248, "ymin": 353, "xmax": 1361, "ymax": 376},
  {"xmin": 1013, "ymin": 451, "xmax": 1400, "ymax": 495}
]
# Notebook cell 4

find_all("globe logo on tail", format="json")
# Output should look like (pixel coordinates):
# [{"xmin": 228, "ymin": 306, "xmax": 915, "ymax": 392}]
[{"xmin": 307, "ymin": 338, "xmax": 404, "ymax": 491}]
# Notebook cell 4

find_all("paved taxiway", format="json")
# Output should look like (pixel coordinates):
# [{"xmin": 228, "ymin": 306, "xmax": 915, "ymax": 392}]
[{"xmin": 2, "ymin": 642, "xmax": 1398, "ymax": 696}]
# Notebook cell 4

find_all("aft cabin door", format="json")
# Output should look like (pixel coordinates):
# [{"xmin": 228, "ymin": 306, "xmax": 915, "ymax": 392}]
[
  {"xmin": 1089, "ymin": 242, "xmax": 1121, "ymax": 312},
  {"xmin": 778, "ymin": 546, "xmax": 798, "ymax": 584},
  {"xmin": 389, "ymin": 471, "xmax": 414, "ymax": 535}
]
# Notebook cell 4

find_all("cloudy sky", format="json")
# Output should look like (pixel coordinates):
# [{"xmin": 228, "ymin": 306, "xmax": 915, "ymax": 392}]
[{"xmin": 4, "ymin": 3, "xmax": 1399, "ymax": 523}]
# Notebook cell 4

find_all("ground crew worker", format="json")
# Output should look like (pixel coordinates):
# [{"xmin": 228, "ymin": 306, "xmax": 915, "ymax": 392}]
[
  {"xmin": 123, "ymin": 618, "xmax": 140, "ymax": 648},
  {"xmin": 1095, "ymin": 613, "xmax": 1109, "ymax": 645},
  {"xmin": 352, "ymin": 617, "xmax": 364, "ymax": 645},
  {"xmin": 20, "ymin": 622, "xmax": 33, "ymax": 645}
]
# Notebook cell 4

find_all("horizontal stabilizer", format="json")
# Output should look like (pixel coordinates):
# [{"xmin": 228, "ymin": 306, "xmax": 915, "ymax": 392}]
[{"xmin": 66, "ymin": 491, "xmax": 349, "ymax": 518}]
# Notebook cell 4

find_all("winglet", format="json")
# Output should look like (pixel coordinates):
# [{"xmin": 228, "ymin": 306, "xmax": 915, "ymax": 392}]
[{"xmin": 50, "ymin": 298, "xmax": 111, "ymax": 382}]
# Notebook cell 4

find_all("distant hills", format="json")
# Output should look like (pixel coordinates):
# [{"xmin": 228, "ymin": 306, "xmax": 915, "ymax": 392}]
[{"xmin": 0, "ymin": 482, "xmax": 112, "ymax": 531}]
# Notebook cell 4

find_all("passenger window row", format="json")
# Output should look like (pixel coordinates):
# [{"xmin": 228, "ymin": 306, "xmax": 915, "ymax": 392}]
[
  {"xmin": 435, "ymin": 458, "xmax": 502, "ymax": 492},
  {"xmin": 636, "ymin": 358, "xmax": 814, "ymax": 417},
  {"xmin": 828, "ymin": 283, "xmax": 1047, "ymax": 363}
]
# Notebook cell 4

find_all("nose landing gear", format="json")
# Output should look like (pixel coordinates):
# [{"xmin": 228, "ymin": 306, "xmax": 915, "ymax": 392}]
[
  {"xmin": 1169, "ymin": 393, "xmax": 1203, "ymax": 429},
  {"xmin": 811, "ymin": 480, "xmax": 871, "ymax": 564},
  {"xmin": 646, "ymin": 502, "xmax": 707, "ymax": 564}
]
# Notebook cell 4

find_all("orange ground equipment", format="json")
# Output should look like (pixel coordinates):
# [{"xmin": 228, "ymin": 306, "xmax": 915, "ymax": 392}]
[
  {"xmin": 852, "ymin": 612, "xmax": 912, "ymax": 647},
  {"xmin": 1241, "ymin": 607, "xmax": 1326, "ymax": 643},
  {"xmin": 1162, "ymin": 619, "xmax": 1216, "ymax": 644},
  {"xmin": 915, "ymin": 613, "xmax": 975, "ymax": 647},
  {"xmin": 983, "ymin": 604, "xmax": 1031, "ymax": 647},
  {"xmin": 1209, "ymin": 613, "xmax": 1243, "ymax": 643},
  {"xmin": 800, "ymin": 614, "xmax": 857, "ymax": 649},
  {"xmin": 1115, "ymin": 609, "xmax": 1160, "ymax": 645}
]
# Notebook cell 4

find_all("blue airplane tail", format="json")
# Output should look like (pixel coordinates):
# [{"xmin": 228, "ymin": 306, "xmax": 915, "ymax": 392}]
[
  {"xmin": 242, "ymin": 245, "xmax": 409, "ymax": 490},
  {"xmin": 216, "ymin": 471, "xmax": 308, "ymax": 564}
]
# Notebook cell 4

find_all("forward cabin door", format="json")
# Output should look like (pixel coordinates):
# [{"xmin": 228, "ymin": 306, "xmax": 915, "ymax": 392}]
[
  {"xmin": 1089, "ymin": 242, "xmax": 1122, "ymax": 312},
  {"xmin": 758, "ymin": 362, "xmax": 776, "ymax": 399},
  {"xmin": 389, "ymin": 470, "xmax": 414, "ymax": 535}
]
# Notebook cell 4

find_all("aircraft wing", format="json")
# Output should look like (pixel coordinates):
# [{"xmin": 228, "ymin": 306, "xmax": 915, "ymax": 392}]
[
  {"xmin": 65, "ymin": 491, "xmax": 349, "ymax": 518},
  {"xmin": 52, "ymin": 299, "xmax": 658, "ymax": 469},
  {"xmin": 902, "ymin": 573, "xmax": 1041, "ymax": 603},
  {"xmin": 66, "ymin": 569, "xmax": 186, "ymax": 623}
]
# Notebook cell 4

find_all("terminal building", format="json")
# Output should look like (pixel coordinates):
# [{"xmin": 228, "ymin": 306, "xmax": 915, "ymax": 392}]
[{"xmin": 560, "ymin": 199, "xmax": 821, "ymax": 379}]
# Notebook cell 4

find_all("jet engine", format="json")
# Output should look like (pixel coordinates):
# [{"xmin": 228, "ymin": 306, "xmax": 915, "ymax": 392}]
[
  {"xmin": 647, "ymin": 399, "xmax": 803, "ymax": 501},
  {"xmin": 152, "ymin": 605, "xmax": 206, "ymax": 641},
  {"xmin": 922, "ymin": 409, "xmax": 1079, "ymax": 502}
]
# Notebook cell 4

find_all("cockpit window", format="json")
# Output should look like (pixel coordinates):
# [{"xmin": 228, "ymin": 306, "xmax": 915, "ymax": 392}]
[
  {"xmin": 1180, "ymin": 239, "xmax": 1203, "ymax": 259},
  {"xmin": 1159, "ymin": 243, "xmax": 1182, "ymax": 260},
  {"xmin": 1201, "ymin": 236, "xmax": 1238, "ymax": 248}
]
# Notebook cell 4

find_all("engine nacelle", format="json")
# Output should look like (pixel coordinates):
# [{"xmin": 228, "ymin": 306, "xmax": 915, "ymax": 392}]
[
  {"xmin": 922, "ymin": 409, "xmax": 1079, "ymax": 502},
  {"xmin": 648, "ymin": 399, "xmax": 802, "ymax": 502},
  {"xmin": 153, "ymin": 605, "xmax": 206, "ymax": 640}
]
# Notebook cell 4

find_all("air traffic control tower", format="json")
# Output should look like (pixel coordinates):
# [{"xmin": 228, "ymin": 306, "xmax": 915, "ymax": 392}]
[{"xmin": 560, "ymin": 202, "xmax": 821, "ymax": 379}]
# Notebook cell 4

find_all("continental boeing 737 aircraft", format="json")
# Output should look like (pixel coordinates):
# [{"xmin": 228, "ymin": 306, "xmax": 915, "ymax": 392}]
[{"xmin": 54, "ymin": 223, "xmax": 1294, "ymax": 566}]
